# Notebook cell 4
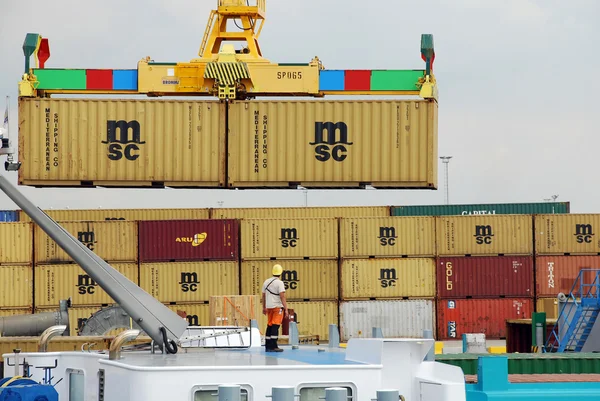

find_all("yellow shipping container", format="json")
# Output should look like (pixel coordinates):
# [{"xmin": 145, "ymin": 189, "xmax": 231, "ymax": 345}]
[
  {"xmin": 227, "ymin": 100, "xmax": 437, "ymax": 189},
  {"xmin": 0, "ymin": 223, "xmax": 33, "ymax": 265},
  {"xmin": 536, "ymin": 298, "xmax": 558, "ymax": 320},
  {"xmin": 211, "ymin": 206, "xmax": 390, "ymax": 219},
  {"xmin": 34, "ymin": 221, "xmax": 138, "ymax": 263},
  {"xmin": 139, "ymin": 261, "xmax": 239, "ymax": 303},
  {"xmin": 340, "ymin": 216, "xmax": 435, "ymax": 258},
  {"xmin": 18, "ymin": 98, "xmax": 226, "ymax": 187},
  {"xmin": 166, "ymin": 303, "xmax": 210, "ymax": 327},
  {"xmin": 19, "ymin": 208, "xmax": 210, "ymax": 222},
  {"xmin": 340, "ymin": 258, "xmax": 436, "ymax": 299},
  {"xmin": 256, "ymin": 301, "xmax": 338, "ymax": 341},
  {"xmin": 240, "ymin": 218, "xmax": 338, "ymax": 260},
  {"xmin": 0, "ymin": 336, "xmax": 150, "ymax": 354},
  {"xmin": 0, "ymin": 265, "xmax": 33, "ymax": 308},
  {"xmin": 435, "ymin": 215, "xmax": 533, "ymax": 256},
  {"xmin": 241, "ymin": 260, "xmax": 338, "ymax": 300},
  {"xmin": 0, "ymin": 308, "xmax": 32, "ymax": 317},
  {"xmin": 34, "ymin": 263, "xmax": 139, "ymax": 307},
  {"xmin": 535, "ymin": 214, "xmax": 600, "ymax": 255}
]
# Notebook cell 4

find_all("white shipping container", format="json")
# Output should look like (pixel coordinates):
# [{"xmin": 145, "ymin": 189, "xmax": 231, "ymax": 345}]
[{"xmin": 339, "ymin": 299, "xmax": 435, "ymax": 341}]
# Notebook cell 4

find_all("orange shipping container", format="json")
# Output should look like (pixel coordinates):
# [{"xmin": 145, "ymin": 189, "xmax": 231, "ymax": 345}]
[
  {"xmin": 227, "ymin": 100, "xmax": 437, "ymax": 189},
  {"xmin": 211, "ymin": 206, "xmax": 390, "ymax": 219},
  {"xmin": 34, "ymin": 221, "xmax": 138, "ymax": 263},
  {"xmin": 535, "ymin": 255, "xmax": 600, "ymax": 297},
  {"xmin": 0, "ymin": 265, "xmax": 32, "ymax": 308},
  {"xmin": 340, "ymin": 258, "xmax": 436, "ymax": 299},
  {"xmin": 139, "ymin": 261, "xmax": 239, "ymax": 303},
  {"xmin": 436, "ymin": 215, "xmax": 533, "ymax": 256},
  {"xmin": 19, "ymin": 208, "xmax": 210, "ymax": 222},
  {"xmin": 340, "ymin": 216, "xmax": 435, "ymax": 258},
  {"xmin": 0, "ymin": 223, "xmax": 33, "ymax": 265},
  {"xmin": 240, "ymin": 218, "xmax": 338, "ymax": 260},
  {"xmin": 535, "ymin": 214, "xmax": 600, "ymax": 255},
  {"xmin": 34, "ymin": 263, "xmax": 139, "ymax": 307},
  {"xmin": 18, "ymin": 98, "xmax": 226, "ymax": 187},
  {"xmin": 241, "ymin": 260, "xmax": 338, "ymax": 300}
]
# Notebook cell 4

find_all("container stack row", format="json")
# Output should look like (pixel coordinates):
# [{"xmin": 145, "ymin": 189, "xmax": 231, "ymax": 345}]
[{"xmin": 2, "ymin": 202, "xmax": 595, "ymax": 342}]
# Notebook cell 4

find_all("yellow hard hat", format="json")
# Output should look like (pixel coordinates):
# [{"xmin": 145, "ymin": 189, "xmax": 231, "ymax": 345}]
[{"xmin": 272, "ymin": 264, "xmax": 283, "ymax": 276}]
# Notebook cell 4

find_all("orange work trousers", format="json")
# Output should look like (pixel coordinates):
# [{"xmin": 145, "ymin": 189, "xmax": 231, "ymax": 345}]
[{"xmin": 267, "ymin": 307, "xmax": 284, "ymax": 326}]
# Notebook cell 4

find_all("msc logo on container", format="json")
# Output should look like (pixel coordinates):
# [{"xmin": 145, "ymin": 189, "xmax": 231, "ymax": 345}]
[
  {"xmin": 102, "ymin": 119, "xmax": 146, "ymax": 161},
  {"xmin": 179, "ymin": 272, "xmax": 199, "ymax": 292},
  {"xmin": 281, "ymin": 270, "xmax": 300, "ymax": 290},
  {"xmin": 378, "ymin": 268, "xmax": 397, "ymax": 288},
  {"xmin": 280, "ymin": 228, "xmax": 299, "ymax": 248},
  {"xmin": 378, "ymin": 227, "xmax": 398, "ymax": 246},
  {"xmin": 77, "ymin": 225, "xmax": 98, "ymax": 251},
  {"xmin": 474, "ymin": 225, "xmax": 494, "ymax": 245},
  {"xmin": 76, "ymin": 274, "xmax": 98, "ymax": 295},
  {"xmin": 185, "ymin": 314, "xmax": 200, "ymax": 326},
  {"xmin": 574, "ymin": 224, "xmax": 594, "ymax": 243},
  {"xmin": 310, "ymin": 121, "xmax": 353, "ymax": 162},
  {"xmin": 176, "ymin": 233, "xmax": 208, "ymax": 247}
]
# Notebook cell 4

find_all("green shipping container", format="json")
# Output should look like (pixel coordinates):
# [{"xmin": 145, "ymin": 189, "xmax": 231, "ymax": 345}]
[
  {"xmin": 370, "ymin": 70, "xmax": 424, "ymax": 91},
  {"xmin": 436, "ymin": 352, "xmax": 600, "ymax": 375},
  {"xmin": 391, "ymin": 202, "xmax": 570, "ymax": 216}
]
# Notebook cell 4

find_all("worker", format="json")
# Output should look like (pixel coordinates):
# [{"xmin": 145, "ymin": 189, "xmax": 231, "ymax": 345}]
[{"xmin": 262, "ymin": 263, "xmax": 288, "ymax": 352}]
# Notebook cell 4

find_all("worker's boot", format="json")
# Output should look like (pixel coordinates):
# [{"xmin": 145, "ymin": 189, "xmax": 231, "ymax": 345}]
[{"xmin": 271, "ymin": 325, "xmax": 283, "ymax": 352}]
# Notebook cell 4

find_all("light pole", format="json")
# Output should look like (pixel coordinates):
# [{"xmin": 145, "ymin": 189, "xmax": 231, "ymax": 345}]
[{"xmin": 440, "ymin": 156, "xmax": 453, "ymax": 205}]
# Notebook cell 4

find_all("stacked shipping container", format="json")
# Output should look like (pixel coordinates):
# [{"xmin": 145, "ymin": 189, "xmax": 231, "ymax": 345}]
[
  {"xmin": 138, "ymin": 219, "xmax": 240, "ymax": 328},
  {"xmin": 534, "ymin": 214, "xmax": 600, "ymax": 319},
  {"xmin": 435, "ymin": 215, "xmax": 534, "ymax": 340},
  {"xmin": 33, "ymin": 221, "xmax": 139, "ymax": 334},
  {"xmin": 240, "ymin": 217, "xmax": 339, "ymax": 340},
  {"xmin": 338, "ymin": 216, "xmax": 436, "ymax": 341},
  {"xmin": 0, "ymin": 222, "xmax": 34, "ymax": 317}
]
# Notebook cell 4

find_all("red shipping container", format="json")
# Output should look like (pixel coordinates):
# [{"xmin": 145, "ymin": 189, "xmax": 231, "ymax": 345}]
[
  {"xmin": 535, "ymin": 255, "xmax": 600, "ymax": 297},
  {"xmin": 436, "ymin": 298, "xmax": 533, "ymax": 340},
  {"xmin": 139, "ymin": 220, "xmax": 239, "ymax": 262},
  {"xmin": 437, "ymin": 256, "xmax": 533, "ymax": 298}
]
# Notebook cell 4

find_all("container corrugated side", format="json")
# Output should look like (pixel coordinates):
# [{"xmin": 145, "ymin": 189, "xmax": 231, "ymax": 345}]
[
  {"xmin": 536, "ymin": 297, "xmax": 558, "ymax": 320},
  {"xmin": 18, "ymin": 98, "xmax": 226, "ymax": 187},
  {"xmin": 34, "ymin": 263, "xmax": 139, "ymax": 307},
  {"xmin": 227, "ymin": 100, "xmax": 437, "ymax": 189},
  {"xmin": 19, "ymin": 208, "xmax": 210, "ymax": 222},
  {"xmin": 257, "ymin": 301, "xmax": 338, "ymax": 341},
  {"xmin": 339, "ymin": 299, "xmax": 435, "ymax": 341},
  {"xmin": 139, "ymin": 261, "xmax": 239, "ymax": 303},
  {"xmin": 0, "ymin": 223, "xmax": 33, "ymax": 265},
  {"xmin": 437, "ymin": 256, "xmax": 533, "ymax": 298},
  {"xmin": 0, "ymin": 308, "xmax": 33, "ymax": 317},
  {"xmin": 241, "ymin": 260, "xmax": 338, "ymax": 300},
  {"xmin": 138, "ymin": 219, "xmax": 239, "ymax": 262},
  {"xmin": 435, "ymin": 215, "xmax": 533, "ymax": 256},
  {"xmin": 0, "ymin": 266, "xmax": 32, "ymax": 308},
  {"xmin": 534, "ymin": 255, "xmax": 600, "ymax": 297},
  {"xmin": 535, "ymin": 214, "xmax": 600, "ymax": 255},
  {"xmin": 340, "ymin": 216, "xmax": 435, "ymax": 258},
  {"xmin": 436, "ymin": 298, "xmax": 533, "ymax": 340},
  {"xmin": 0, "ymin": 336, "xmax": 148, "ymax": 354},
  {"xmin": 210, "ymin": 206, "xmax": 390, "ymax": 219},
  {"xmin": 0, "ymin": 211, "xmax": 19, "ymax": 222},
  {"xmin": 240, "ymin": 218, "xmax": 338, "ymax": 260},
  {"xmin": 34, "ymin": 221, "xmax": 138, "ymax": 263},
  {"xmin": 391, "ymin": 202, "xmax": 570, "ymax": 216},
  {"xmin": 340, "ymin": 258, "xmax": 436, "ymax": 299},
  {"xmin": 166, "ymin": 303, "xmax": 210, "ymax": 327}
]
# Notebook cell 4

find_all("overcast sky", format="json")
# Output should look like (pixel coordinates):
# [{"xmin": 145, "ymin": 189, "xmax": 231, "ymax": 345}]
[{"xmin": 0, "ymin": 0, "xmax": 598, "ymax": 212}]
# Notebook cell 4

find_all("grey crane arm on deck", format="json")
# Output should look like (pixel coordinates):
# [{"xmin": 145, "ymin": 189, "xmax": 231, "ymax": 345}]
[{"xmin": 0, "ymin": 172, "xmax": 189, "ymax": 351}]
